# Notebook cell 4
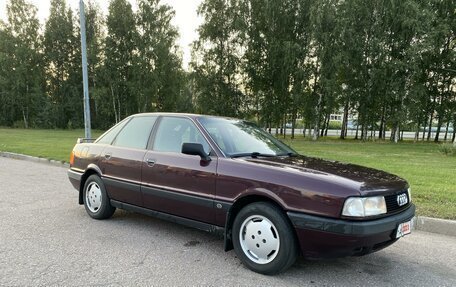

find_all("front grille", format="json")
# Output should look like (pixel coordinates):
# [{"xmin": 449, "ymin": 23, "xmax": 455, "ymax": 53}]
[{"xmin": 385, "ymin": 190, "xmax": 410, "ymax": 214}]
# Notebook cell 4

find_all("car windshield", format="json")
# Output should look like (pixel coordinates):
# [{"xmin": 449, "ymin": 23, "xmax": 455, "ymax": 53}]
[{"xmin": 198, "ymin": 117, "xmax": 297, "ymax": 157}]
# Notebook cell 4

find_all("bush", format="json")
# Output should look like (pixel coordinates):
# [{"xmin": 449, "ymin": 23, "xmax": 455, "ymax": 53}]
[
  {"xmin": 328, "ymin": 120, "xmax": 342, "ymax": 130},
  {"xmin": 295, "ymin": 119, "xmax": 305, "ymax": 129},
  {"xmin": 439, "ymin": 143, "xmax": 456, "ymax": 156},
  {"xmin": 12, "ymin": 120, "xmax": 26, "ymax": 128}
]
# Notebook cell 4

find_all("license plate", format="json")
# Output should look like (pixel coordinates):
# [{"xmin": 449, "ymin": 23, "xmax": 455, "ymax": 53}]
[{"xmin": 396, "ymin": 220, "xmax": 412, "ymax": 238}]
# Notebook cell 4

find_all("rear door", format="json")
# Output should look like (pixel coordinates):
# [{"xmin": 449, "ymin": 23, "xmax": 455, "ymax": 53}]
[
  {"xmin": 141, "ymin": 116, "xmax": 217, "ymax": 224},
  {"xmin": 100, "ymin": 116, "xmax": 157, "ymax": 207}
]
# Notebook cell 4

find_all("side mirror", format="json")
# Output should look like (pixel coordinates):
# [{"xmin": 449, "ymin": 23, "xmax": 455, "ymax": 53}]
[{"xmin": 181, "ymin": 143, "xmax": 211, "ymax": 161}]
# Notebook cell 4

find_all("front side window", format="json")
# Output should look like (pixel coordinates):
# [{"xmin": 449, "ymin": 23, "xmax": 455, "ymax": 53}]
[
  {"xmin": 153, "ymin": 117, "xmax": 210, "ymax": 154},
  {"xmin": 112, "ymin": 116, "xmax": 157, "ymax": 149}
]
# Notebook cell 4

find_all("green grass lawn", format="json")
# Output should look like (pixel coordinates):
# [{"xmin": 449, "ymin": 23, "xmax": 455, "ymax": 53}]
[
  {"xmin": 0, "ymin": 128, "xmax": 103, "ymax": 163},
  {"xmin": 0, "ymin": 128, "xmax": 455, "ymax": 219}
]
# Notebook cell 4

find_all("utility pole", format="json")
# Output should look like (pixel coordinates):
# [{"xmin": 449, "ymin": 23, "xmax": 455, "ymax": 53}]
[{"xmin": 80, "ymin": 0, "xmax": 91, "ymax": 139}]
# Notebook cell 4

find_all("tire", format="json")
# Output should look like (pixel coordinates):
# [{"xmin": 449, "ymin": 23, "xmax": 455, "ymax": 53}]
[
  {"xmin": 83, "ymin": 175, "xmax": 116, "ymax": 219},
  {"xmin": 232, "ymin": 202, "xmax": 298, "ymax": 275}
]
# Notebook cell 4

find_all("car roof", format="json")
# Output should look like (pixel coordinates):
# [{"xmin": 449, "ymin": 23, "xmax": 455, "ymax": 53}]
[{"xmin": 129, "ymin": 112, "xmax": 237, "ymax": 121}]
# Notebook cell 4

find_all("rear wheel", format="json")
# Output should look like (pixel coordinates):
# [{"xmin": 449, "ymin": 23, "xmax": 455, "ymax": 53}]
[
  {"xmin": 232, "ymin": 202, "xmax": 298, "ymax": 275},
  {"xmin": 83, "ymin": 175, "xmax": 115, "ymax": 219}
]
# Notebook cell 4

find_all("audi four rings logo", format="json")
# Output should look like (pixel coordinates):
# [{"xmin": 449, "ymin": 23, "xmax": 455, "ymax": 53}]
[{"xmin": 397, "ymin": 193, "xmax": 408, "ymax": 206}]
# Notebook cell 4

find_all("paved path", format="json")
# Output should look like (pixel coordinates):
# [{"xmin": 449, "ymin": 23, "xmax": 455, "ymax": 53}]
[{"xmin": 0, "ymin": 157, "xmax": 455, "ymax": 286}]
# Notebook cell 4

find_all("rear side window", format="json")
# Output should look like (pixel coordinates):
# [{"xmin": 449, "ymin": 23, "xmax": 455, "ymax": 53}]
[
  {"xmin": 113, "ymin": 116, "xmax": 157, "ymax": 149},
  {"xmin": 96, "ymin": 118, "xmax": 129, "ymax": 144}
]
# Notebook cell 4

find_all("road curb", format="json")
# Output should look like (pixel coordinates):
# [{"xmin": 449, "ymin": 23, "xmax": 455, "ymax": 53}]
[
  {"xmin": 1, "ymin": 151, "xmax": 455, "ymax": 237},
  {"xmin": 0, "ymin": 151, "xmax": 69, "ymax": 168},
  {"xmin": 412, "ymin": 216, "xmax": 456, "ymax": 237}
]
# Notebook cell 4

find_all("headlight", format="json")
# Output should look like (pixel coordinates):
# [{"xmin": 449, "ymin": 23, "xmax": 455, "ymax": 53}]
[
  {"xmin": 342, "ymin": 196, "xmax": 387, "ymax": 217},
  {"xmin": 407, "ymin": 187, "xmax": 412, "ymax": 202}
]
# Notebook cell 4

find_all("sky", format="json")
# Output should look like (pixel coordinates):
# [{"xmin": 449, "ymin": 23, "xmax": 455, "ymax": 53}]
[{"xmin": 0, "ymin": 0, "xmax": 203, "ymax": 70}]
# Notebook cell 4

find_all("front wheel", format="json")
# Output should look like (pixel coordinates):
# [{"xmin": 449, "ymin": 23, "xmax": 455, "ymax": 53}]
[
  {"xmin": 232, "ymin": 202, "xmax": 298, "ymax": 275},
  {"xmin": 83, "ymin": 175, "xmax": 115, "ymax": 219}
]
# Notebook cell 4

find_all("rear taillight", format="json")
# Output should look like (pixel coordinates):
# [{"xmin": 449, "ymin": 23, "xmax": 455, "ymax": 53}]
[{"xmin": 69, "ymin": 151, "xmax": 74, "ymax": 166}]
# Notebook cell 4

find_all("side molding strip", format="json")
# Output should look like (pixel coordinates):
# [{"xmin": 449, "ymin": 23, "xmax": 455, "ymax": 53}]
[
  {"xmin": 103, "ymin": 177, "xmax": 141, "ymax": 193},
  {"xmin": 110, "ymin": 199, "xmax": 225, "ymax": 235},
  {"xmin": 141, "ymin": 185, "xmax": 214, "ymax": 208}
]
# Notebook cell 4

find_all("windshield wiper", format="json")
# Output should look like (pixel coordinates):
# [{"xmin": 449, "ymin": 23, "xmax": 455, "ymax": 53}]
[
  {"xmin": 286, "ymin": 152, "xmax": 298, "ymax": 157},
  {"xmin": 276, "ymin": 152, "xmax": 298, "ymax": 157},
  {"xmin": 230, "ymin": 152, "xmax": 276, "ymax": 158}
]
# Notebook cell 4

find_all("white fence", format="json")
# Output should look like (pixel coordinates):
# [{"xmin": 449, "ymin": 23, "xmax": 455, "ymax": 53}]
[{"xmin": 274, "ymin": 129, "xmax": 455, "ymax": 140}]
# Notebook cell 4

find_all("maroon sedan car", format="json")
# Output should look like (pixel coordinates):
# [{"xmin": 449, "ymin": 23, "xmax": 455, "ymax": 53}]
[{"xmin": 68, "ymin": 113, "xmax": 414, "ymax": 274}]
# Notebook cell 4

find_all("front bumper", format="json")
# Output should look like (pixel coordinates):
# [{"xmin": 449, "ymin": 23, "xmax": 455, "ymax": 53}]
[{"xmin": 288, "ymin": 204, "xmax": 415, "ymax": 258}]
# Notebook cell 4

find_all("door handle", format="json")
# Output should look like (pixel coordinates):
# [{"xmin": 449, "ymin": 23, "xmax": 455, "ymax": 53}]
[
  {"xmin": 146, "ymin": 158, "xmax": 156, "ymax": 167},
  {"xmin": 104, "ymin": 153, "xmax": 112, "ymax": 160}
]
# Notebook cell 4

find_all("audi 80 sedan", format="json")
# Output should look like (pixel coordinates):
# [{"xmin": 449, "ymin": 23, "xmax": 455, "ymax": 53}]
[{"xmin": 68, "ymin": 113, "xmax": 414, "ymax": 274}]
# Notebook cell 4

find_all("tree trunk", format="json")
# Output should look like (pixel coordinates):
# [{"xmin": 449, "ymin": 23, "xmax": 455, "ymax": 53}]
[
  {"xmin": 427, "ymin": 95, "xmax": 436, "ymax": 141},
  {"xmin": 434, "ymin": 115, "xmax": 443, "ymax": 142},
  {"xmin": 22, "ymin": 107, "xmax": 28, "ymax": 129},
  {"xmin": 320, "ymin": 113, "xmax": 328, "ymax": 137},
  {"xmin": 427, "ymin": 113, "xmax": 433, "ymax": 141},
  {"xmin": 24, "ymin": 84, "xmax": 29, "ymax": 129},
  {"xmin": 379, "ymin": 104, "xmax": 386, "ymax": 140},
  {"xmin": 378, "ymin": 121, "xmax": 383, "ymax": 140},
  {"xmin": 421, "ymin": 119, "xmax": 426, "ymax": 141},
  {"xmin": 312, "ymin": 61, "xmax": 321, "ymax": 141},
  {"xmin": 393, "ymin": 125, "xmax": 400, "ymax": 143},
  {"xmin": 324, "ymin": 121, "xmax": 329, "ymax": 136},
  {"xmin": 355, "ymin": 122, "xmax": 359, "ymax": 140},
  {"xmin": 444, "ymin": 121, "xmax": 450, "ymax": 141},
  {"xmin": 340, "ymin": 101, "xmax": 349, "ymax": 139},
  {"xmin": 312, "ymin": 123, "xmax": 319, "ymax": 141},
  {"xmin": 110, "ymin": 85, "xmax": 118, "ymax": 123},
  {"xmin": 291, "ymin": 113, "xmax": 296, "ymax": 140},
  {"xmin": 453, "ymin": 117, "xmax": 456, "ymax": 145},
  {"xmin": 360, "ymin": 114, "xmax": 368, "ymax": 141},
  {"xmin": 452, "ymin": 127, "xmax": 456, "ymax": 145}
]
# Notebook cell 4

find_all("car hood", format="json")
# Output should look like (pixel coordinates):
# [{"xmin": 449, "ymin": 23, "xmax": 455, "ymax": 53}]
[{"xmin": 243, "ymin": 155, "xmax": 408, "ymax": 195}]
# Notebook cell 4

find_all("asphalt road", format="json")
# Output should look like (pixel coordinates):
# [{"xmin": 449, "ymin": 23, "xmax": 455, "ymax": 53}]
[{"xmin": 0, "ymin": 157, "xmax": 455, "ymax": 286}]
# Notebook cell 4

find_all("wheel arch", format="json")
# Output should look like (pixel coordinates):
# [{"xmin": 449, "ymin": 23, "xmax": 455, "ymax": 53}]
[
  {"xmin": 224, "ymin": 194, "xmax": 295, "ymax": 252},
  {"xmin": 79, "ymin": 165, "xmax": 102, "ymax": 205}
]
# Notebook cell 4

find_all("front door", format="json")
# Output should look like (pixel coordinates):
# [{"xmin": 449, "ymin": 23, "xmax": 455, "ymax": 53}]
[{"xmin": 141, "ymin": 116, "xmax": 217, "ymax": 224}]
